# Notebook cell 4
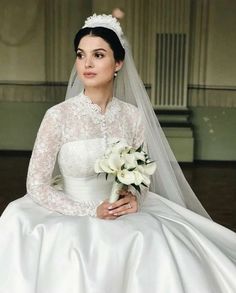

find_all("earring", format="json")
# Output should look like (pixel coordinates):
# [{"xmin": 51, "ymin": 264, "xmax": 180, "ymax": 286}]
[{"xmin": 114, "ymin": 71, "xmax": 118, "ymax": 77}]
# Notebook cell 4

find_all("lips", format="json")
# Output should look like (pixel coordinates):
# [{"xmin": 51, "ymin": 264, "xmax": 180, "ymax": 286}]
[{"xmin": 83, "ymin": 72, "xmax": 97, "ymax": 78}]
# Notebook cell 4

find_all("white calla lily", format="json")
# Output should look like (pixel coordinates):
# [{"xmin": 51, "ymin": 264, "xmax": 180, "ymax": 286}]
[
  {"xmin": 136, "ymin": 165, "xmax": 145, "ymax": 173},
  {"xmin": 133, "ymin": 170, "xmax": 143, "ymax": 185},
  {"xmin": 117, "ymin": 169, "xmax": 135, "ymax": 185},
  {"xmin": 134, "ymin": 152, "xmax": 145, "ymax": 161},
  {"xmin": 113, "ymin": 141, "xmax": 133, "ymax": 155},
  {"xmin": 94, "ymin": 141, "xmax": 156, "ymax": 199},
  {"xmin": 142, "ymin": 174, "xmax": 151, "ymax": 186},
  {"xmin": 123, "ymin": 153, "xmax": 137, "ymax": 169},
  {"xmin": 108, "ymin": 153, "xmax": 124, "ymax": 171},
  {"xmin": 100, "ymin": 159, "xmax": 115, "ymax": 174},
  {"xmin": 143, "ymin": 162, "xmax": 156, "ymax": 175}
]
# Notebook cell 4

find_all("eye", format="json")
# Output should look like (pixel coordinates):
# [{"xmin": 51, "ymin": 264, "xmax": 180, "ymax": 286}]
[
  {"xmin": 76, "ymin": 52, "xmax": 84, "ymax": 59},
  {"xmin": 94, "ymin": 52, "xmax": 104, "ymax": 59}
]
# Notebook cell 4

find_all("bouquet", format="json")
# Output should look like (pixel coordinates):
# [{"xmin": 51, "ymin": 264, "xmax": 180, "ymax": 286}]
[{"xmin": 94, "ymin": 140, "xmax": 156, "ymax": 203}]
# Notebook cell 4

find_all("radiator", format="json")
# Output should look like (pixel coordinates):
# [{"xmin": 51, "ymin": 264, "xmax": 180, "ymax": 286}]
[{"xmin": 155, "ymin": 33, "xmax": 188, "ymax": 109}]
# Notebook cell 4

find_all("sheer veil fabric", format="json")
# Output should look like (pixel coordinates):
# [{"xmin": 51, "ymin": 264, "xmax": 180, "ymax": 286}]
[
  {"xmin": 2, "ymin": 14, "xmax": 236, "ymax": 293},
  {"xmin": 66, "ymin": 36, "xmax": 210, "ymax": 219}
]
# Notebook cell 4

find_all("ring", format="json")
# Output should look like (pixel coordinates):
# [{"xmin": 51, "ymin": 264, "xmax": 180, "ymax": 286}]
[{"xmin": 127, "ymin": 203, "xmax": 132, "ymax": 209}]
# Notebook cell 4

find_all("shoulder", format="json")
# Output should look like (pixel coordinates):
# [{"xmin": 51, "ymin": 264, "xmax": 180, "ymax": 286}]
[
  {"xmin": 44, "ymin": 95, "xmax": 79, "ymax": 120},
  {"xmin": 116, "ymin": 98, "xmax": 142, "ymax": 118}
]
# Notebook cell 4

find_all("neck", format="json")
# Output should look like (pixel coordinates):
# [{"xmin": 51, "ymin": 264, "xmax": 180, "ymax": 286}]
[{"xmin": 84, "ymin": 84, "xmax": 114, "ymax": 113}]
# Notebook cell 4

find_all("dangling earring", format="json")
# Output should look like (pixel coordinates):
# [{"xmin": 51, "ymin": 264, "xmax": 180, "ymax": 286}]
[{"xmin": 114, "ymin": 71, "xmax": 118, "ymax": 77}]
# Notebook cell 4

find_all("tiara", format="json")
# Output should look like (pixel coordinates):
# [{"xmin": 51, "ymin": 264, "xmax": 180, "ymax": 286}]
[{"xmin": 83, "ymin": 14, "xmax": 124, "ymax": 46}]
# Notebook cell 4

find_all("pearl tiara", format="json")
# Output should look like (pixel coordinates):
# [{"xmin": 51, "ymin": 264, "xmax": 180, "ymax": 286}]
[{"xmin": 83, "ymin": 14, "xmax": 124, "ymax": 46}]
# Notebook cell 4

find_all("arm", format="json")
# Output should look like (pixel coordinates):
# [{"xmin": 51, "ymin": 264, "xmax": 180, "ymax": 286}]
[
  {"xmin": 130, "ymin": 110, "xmax": 149, "ymax": 208},
  {"xmin": 27, "ymin": 107, "xmax": 97, "ymax": 217}
]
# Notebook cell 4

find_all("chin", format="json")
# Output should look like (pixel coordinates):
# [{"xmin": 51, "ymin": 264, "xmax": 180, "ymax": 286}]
[{"xmin": 83, "ymin": 79, "xmax": 113, "ymax": 88}]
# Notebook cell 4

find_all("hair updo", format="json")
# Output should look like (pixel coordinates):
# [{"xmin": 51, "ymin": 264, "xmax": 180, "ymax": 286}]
[{"xmin": 74, "ymin": 27, "xmax": 125, "ymax": 62}]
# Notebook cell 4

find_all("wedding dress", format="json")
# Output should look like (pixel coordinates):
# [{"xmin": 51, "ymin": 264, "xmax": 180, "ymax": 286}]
[{"xmin": 0, "ymin": 91, "xmax": 236, "ymax": 293}]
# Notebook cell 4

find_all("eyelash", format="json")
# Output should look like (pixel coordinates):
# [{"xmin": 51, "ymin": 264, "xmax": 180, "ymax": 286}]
[{"xmin": 76, "ymin": 52, "xmax": 104, "ymax": 59}]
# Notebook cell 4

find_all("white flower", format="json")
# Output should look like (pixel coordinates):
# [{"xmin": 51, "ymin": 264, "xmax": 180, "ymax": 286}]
[
  {"xmin": 99, "ymin": 158, "xmax": 115, "ymax": 174},
  {"xmin": 133, "ymin": 170, "xmax": 143, "ymax": 185},
  {"xmin": 143, "ymin": 162, "xmax": 156, "ymax": 175},
  {"xmin": 117, "ymin": 169, "xmax": 135, "ymax": 185},
  {"xmin": 134, "ymin": 151, "xmax": 146, "ymax": 161},
  {"xmin": 94, "ymin": 141, "xmax": 157, "ymax": 192},
  {"xmin": 108, "ymin": 153, "xmax": 124, "ymax": 171},
  {"xmin": 141, "ymin": 174, "xmax": 151, "ymax": 186},
  {"xmin": 123, "ymin": 153, "xmax": 138, "ymax": 169},
  {"xmin": 112, "ymin": 140, "xmax": 132, "ymax": 154}
]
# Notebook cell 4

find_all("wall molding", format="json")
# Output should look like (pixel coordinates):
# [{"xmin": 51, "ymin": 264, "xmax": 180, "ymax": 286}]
[
  {"xmin": 188, "ymin": 84, "xmax": 236, "ymax": 107},
  {"xmin": 0, "ymin": 81, "xmax": 66, "ymax": 102}
]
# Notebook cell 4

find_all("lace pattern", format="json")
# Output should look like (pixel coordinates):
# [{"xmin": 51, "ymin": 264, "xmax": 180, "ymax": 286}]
[{"xmin": 27, "ymin": 92, "xmax": 146, "ymax": 216}]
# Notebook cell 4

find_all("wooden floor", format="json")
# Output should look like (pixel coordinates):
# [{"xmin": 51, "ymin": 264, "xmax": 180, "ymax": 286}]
[{"xmin": 0, "ymin": 152, "xmax": 236, "ymax": 232}]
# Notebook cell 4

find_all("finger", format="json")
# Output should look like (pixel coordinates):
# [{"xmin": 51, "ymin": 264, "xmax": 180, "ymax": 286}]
[
  {"xmin": 105, "ymin": 216, "xmax": 118, "ymax": 220},
  {"xmin": 113, "ymin": 207, "xmax": 136, "ymax": 216},
  {"xmin": 106, "ymin": 196, "xmax": 137, "ymax": 216},
  {"xmin": 107, "ymin": 197, "xmax": 131, "ymax": 210},
  {"xmin": 100, "ymin": 210, "xmax": 117, "ymax": 219},
  {"xmin": 108, "ymin": 202, "xmax": 135, "ymax": 215}
]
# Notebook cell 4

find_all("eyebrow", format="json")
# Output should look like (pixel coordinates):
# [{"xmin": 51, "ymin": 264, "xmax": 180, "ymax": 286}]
[{"xmin": 77, "ymin": 48, "xmax": 107, "ymax": 53}]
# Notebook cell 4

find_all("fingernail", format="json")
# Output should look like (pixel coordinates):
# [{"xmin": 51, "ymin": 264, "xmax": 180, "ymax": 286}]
[{"xmin": 108, "ymin": 206, "xmax": 113, "ymax": 210}]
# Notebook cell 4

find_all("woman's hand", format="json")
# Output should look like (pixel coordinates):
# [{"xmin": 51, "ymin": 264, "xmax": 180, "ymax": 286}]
[
  {"xmin": 96, "ymin": 200, "xmax": 118, "ymax": 220},
  {"xmin": 96, "ymin": 189, "xmax": 138, "ymax": 219}
]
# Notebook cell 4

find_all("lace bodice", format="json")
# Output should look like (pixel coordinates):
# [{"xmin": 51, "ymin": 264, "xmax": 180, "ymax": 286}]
[{"xmin": 26, "ymin": 92, "xmax": 145, "ymax": 216}]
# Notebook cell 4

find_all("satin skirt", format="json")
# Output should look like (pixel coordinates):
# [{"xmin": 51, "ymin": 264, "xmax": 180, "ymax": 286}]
[{"xmin": 0, "ymin": 192, "xmax": 236, "ymax": 293}]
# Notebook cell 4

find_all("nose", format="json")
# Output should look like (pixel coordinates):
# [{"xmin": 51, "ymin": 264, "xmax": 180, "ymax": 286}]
[{"xmin": 85, "ymin": 56, "xmax": 94, "ymax": 68}]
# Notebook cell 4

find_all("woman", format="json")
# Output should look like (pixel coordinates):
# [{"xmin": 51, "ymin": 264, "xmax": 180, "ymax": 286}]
[{"xmin": 0, "ymin": 14, "xmax": 236, "ymax": 293}]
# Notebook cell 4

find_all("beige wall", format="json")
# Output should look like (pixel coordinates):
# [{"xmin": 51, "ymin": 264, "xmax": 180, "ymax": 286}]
[
  {"xmin": 0, "ymin": 1, "xmax": 45, "ymax": 81},
  {"xmin": 1, "ymin": 0, "xmax": 235, "ymax": 101},
  {"xmin": 0, "ymin": 0, "xmax": 92, "ymax": 83},
  {"xmin": 0, "ymin": 0, "xmax": 236, "ymax": 160},
  {"xmin": 189, "ymin": 0, "xmax": 236, "ymax": 86},
  {"xmin": 207, "ymin": 0, "xmax": 236, "ymax": 86}
]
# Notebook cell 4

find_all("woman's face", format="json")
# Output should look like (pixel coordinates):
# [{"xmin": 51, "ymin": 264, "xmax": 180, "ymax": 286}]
[{"xmin": 76, "ymin": 35, "xmax": 123, "ymax": 89}]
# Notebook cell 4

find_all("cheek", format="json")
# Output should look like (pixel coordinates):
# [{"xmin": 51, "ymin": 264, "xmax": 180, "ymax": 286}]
[
  {"xmin": 75, "ymin": 60, "xmax": 83, "ymax": 77},
  {"xmin": 102, "ymin": 60, "xmax": 116, "ymax": 75}
]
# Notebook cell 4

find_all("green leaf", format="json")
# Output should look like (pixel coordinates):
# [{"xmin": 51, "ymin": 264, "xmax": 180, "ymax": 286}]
[
  {"xmin": 116, "ymin": 178, "xmax": 121, "ymax": 184},
  {"xmin": 135, "ymin": 185, "xmax": 141, "ymax": 194},
  {"xmin": 141, "ymin": 182, "xmax": 148, "ymax": 188},
  {"xmin": 135, "ymin": 144, "xmax": 143, "ymax": 152}
]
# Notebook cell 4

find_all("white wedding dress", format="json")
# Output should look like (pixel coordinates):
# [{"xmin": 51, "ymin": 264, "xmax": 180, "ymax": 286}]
[{"xmin": 0, "ymin": 92, "xmax": 236, "ymax": 293}]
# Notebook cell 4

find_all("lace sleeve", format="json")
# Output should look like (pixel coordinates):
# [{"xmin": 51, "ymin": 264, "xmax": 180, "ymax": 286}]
[
  {"xmin": 26, "ymin": 107, "xmax": 98, "ymax": 217},
  {"xmin": 130, "ymin": 110, "xmax": 149, "ymax": 209}
]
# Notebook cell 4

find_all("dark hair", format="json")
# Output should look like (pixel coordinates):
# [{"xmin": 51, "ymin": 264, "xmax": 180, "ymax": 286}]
[{"xmin": 74, "ymin": 27, "xmax": 125, "ymax": 62}]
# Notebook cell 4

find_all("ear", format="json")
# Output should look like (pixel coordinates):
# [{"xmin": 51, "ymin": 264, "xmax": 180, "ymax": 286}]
[{"xmin": 115, "ymin": 60, "xmax": 124, "ymax": 72}]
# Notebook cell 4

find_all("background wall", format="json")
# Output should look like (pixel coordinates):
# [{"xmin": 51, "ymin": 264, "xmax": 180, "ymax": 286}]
[
  {"xmin": 188, "ymin": 0, "xmax": 236, "ymax": 160},
  {"xmin": 0, "ymin": 0, "xmax": 235, "ymax": 160}
]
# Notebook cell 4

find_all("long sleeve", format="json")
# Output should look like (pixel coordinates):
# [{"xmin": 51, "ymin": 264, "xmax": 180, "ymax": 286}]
[
  {"xmin": 26, "ymin": 107, "xmax": 98, "ymax": 217},
  {"xmin": 130, "ymin": 110, "xmax": 149, "ymax": 208}
]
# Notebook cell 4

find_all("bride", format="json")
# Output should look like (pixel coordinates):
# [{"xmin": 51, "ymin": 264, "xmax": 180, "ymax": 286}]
[{"xmin": 0, "ymin": 14, "xmax": 236, "ymax": 293}]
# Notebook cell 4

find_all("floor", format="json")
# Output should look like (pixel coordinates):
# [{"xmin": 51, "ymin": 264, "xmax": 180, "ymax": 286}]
[{"xmin": 0, "ymin": 152, "xmax": 235, "ymax": 232}]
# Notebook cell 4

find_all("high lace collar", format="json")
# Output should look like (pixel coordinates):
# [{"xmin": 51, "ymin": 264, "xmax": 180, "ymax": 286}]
[
  {"xmin": 80, "ymin": 91, "xmax": 114, "ymax": 114},
  {"xmin": 78, "ymin": 91, "xmax": 121, "ymax": 124}
]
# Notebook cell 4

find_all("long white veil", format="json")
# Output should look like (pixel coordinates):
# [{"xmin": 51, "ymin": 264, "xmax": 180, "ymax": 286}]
[{"xmin": 65, "ymin": 32, "xmax": 210, "ymax": 219}]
